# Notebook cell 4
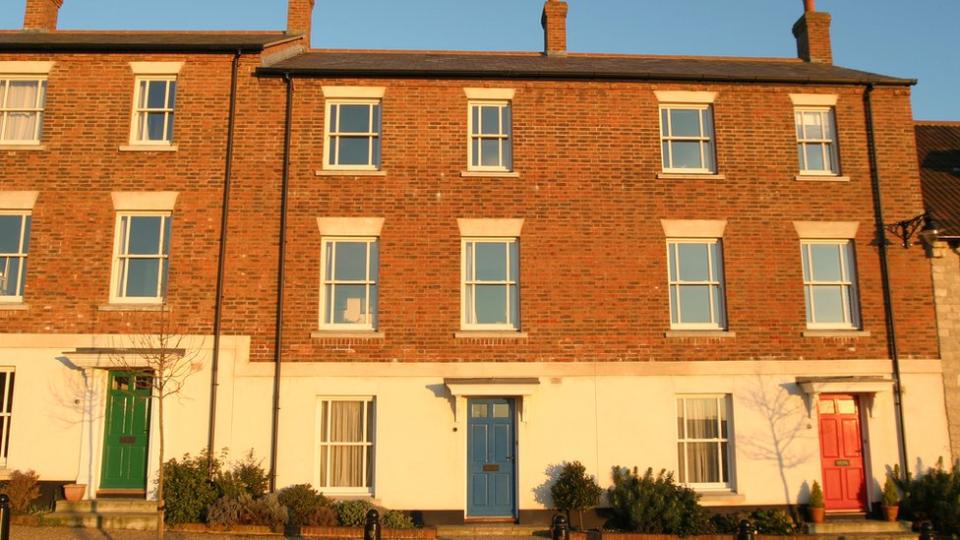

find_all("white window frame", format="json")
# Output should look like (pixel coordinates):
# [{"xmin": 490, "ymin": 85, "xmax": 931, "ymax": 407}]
[
  {"xmin": 0, "ymin": 368, "xmax": 14, "ymax": 467},
  {"xmin": 109, "ymin": 212, "xmax": 171, "ymax": 305},
  {"xmin": 467, "ymin": 100, "xmax": 513, "ymax": 172},
  {"xmin": 461, "ymin": 237, "xmax": 520, "ymax": 331},
  {"xmin": 676, "ymin": 394, "xmax": 733, "ymax": 491},
  {"xmin": 322, "ymin": 99, "xmax": 382, "ymax": 171},
  {"xmin": 318, "ymin": 237, "xmax": 379, "ymax": 331},
  {"xmin": 0, "ymin": 211, "xmax": 30, "ymax": 303},
  {"xmin": 667, "ymin": 239, "xmax": 726, "ymax": 330},
  {"xmin": 0, "ymin": 76, "xmax": 47, "ymax": 145},
  {"xmin": 659, "ymin": 104, "xmax": 716, "ymax": 174},
  {"xmin": 801, "ymin": 240, "xmax": 860, "ymax": 330},
  {"xmin": 129, "ymin": 76, "xmax": 177, "ymax": 146},
  {"xmin": 795, "ymin": 107, "xmax": 840, "ymax": 176},
  {"xmin": 315, "ymin": 396, "xmax": 375, "ymax": 495}
]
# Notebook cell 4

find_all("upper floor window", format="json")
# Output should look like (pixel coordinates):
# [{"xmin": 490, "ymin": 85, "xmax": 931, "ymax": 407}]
[
  {"xmin": 667, "ymin": 239, "xmax": 726, "ymax": 330},
  {"xmin": 131, "ymin": 77, "xmax": 176, "ymax": 145},
  {"xmin": 317, "ymin": 397, "xmax": 374, "ymax": 493},
  {"xmin": 660, "ymin": 105, "xmax": 716, "ymax": 173},
  {"xmin": 677, "ymin": 395, "xmax": 732, "ymax": 490},
  {"xmin": 110, "ymin": 213, "xmax": 172, "ymax": 303},
  {"xmin": 320, "ymin": 238, "xmax": 379, "ymax": 330},
  {"xmin": 324, "ymin": 101, "xmax": 382, "ymax": 170},
  {"xmin": 468, "ymin": 101, "xmax": 512, "ymax": 172},
  {"xmin": 801, "ymin": 240, "xmax": 859, "ymax": 329},
  {"xmin": 0, "ymin": 78, "xmax": 46, "ymax": 144},
  {"xmin": 0, "ymin": 213, "xmax": 31, "ymax": 302},
  {"xmin": 795, "ymin": 108, "xmax": 839, "ymax": 175},
  {"xmin": 462, "ymin": 238, "xmax": 519, "ymax": 330}
]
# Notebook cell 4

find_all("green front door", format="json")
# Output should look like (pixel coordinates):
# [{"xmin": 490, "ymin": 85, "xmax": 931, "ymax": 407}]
[{"xmin": 100, "ymin": 371, "xmax": 152, "ymax": 490}]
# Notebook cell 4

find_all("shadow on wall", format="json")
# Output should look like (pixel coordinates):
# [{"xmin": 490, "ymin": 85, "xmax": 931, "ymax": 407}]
[{"xmin": 532, "ymin": 462, "xmax": 564, "ymax": 508}]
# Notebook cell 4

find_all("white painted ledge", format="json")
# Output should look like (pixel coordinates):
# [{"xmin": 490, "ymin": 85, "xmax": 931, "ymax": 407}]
[
  {"xmin": 657, "ymin": 173, "xmax": 726, "ymax": 180},
  {"xmin": 460, "ymin": 171, "xmax": 521, "ymax": 178},
  {"xmin": 0, "ymin": 303, "xmax": 28, "ymax": 311},
  {"xmin": 795, "ymin": 175, "xmax": 851, "ymax": 182},
  {"xmin": 315, "ymin": 170, "xmax": 387, "ymax": 177},
  {"xmin": 665, "ymin": 330, "xmax": 736, "ymax": 338},
  {"xmin": 119, "ymin": 145, "xmax": 179, "ymax": 152},
  {"xmin": 0, "ymin": 144, "xmax": 45, "ymax": 151},
  {"xmin": 803, "ymin": 330, "xmax": 872, "ymax": 338},
  {"xmin": 455, "ymin": 331, "xmax": 529, "ymax": 339},
  {"xmin": 311, "ymin": 331, "xmax": 385, "ymax": 340},
  {"xmin": 98, "ymin": 304, "xmax": 168, "ymax": 312}
]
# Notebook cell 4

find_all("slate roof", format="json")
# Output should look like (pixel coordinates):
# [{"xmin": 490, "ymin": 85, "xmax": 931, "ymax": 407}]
[
  {"xmin": 916, "ymin": 122, "xmax": 960, "ymax": 238},
  {"xmin": 0, "ymin": 31, "xmax": 298, "ymax": 52},
  {"xmin": 258, "ymin": 51, "xmax": 915, "ymax": 85}
]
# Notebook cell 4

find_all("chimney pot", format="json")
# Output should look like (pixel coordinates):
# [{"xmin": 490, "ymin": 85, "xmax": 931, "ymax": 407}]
[
  {"xmin": 804, "ymin": 0, "xmax": 816, "ymax": 12},
  {"xmin": 793, "ymin": 5, "xmax": 832, "ymax": 63},
  {"xmin": 287, "ymin": 0, "xmax": 316, "ymax": 46},
  {"xmin": 23, "ymin": 0, "xmax": 63, "ymax": 32},
  {"xmin": 541, "ymin": 0, "xmax": 569, "ymax": 56}
]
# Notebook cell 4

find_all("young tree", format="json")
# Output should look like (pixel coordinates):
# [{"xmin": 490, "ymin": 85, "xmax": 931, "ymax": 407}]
[{"xmin": 551, "ymin": 461, "xmax": 603, "ymax": 530}]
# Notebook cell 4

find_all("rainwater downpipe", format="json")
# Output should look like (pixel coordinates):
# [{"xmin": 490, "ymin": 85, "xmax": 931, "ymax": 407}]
[
  {"xmin": 863, "ymin": 82, "xmax": 910, "ymax": 479},
  {"xmin": 208, "ymin": 49, "xmax": 242, "ymax": 463},
  {"xmin": 269, "ymin": 72, "xmax": 294, "ymax": 492}
]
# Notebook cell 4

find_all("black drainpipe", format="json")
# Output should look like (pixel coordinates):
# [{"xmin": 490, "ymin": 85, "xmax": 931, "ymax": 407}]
[
  {"xmin": 863, "ymin": 83, "xmax": 910, "ymax": 479},
  {"xmin": 208, "ymin": 49, "xmax": 242, "ymax": 464},
  {"xmin": 269, "ymin": 72, "xmax": 294, "ymax": 492}
]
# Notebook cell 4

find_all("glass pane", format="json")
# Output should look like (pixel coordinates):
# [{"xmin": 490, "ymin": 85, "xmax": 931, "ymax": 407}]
[
  {"xmin": 804, "ymin": 287, "xmax": 813, "ymax": 323},
  {"xmin": 471, "ymin": 403, "xmax": 488, "ymax": 418},
  {"xmin": 329, "ymin": 105, "xmax": 338, "ymax": 132},
  {"xmin": 795, "ymin": 112, "xmax": 804, "ymax": 139},
  {"xmin": 803, "ymin": 112, "xmax": 823, "ymax": 139},
  {"xmin": 475, "ymin": 285, "xmax": 507, "ymax": 324},
  {"xmin": 471, "ymin": 106, "xmax": 480, "ymax": 135},
  {"xmin": 820, "ymin": 399, "xmax": 836, "ymax": 414},
  {"xmin": 669, "ymin": 286, "xmax": 679, "ymax": 324},
  {"xmin": 17, "ymin": 259, "xmax": 27, "ymax": 296},
  {"xmin": 822, "ymin": 142, "xmax": 834, "ymax": 172},
  {"xmin": 369, "ymin": 284, "xmax": 379, "ymax": 328},
  {"xmin": 670, "ymin": 109, "xmax": 702, "ymax": 137},
  {"xmin": 338, "ymin": 137, "xmax": 370, "ymax": 166},
  {"xmin": 372, "ymin": 136, "xmax": 381, "ymax": 167},
  {"xmin": 719, "ymin": 399, "xmax": 728, "ymax": 437},
  {"xmin": 702, "ymin": 108, "xmax": 714, "ymax": 137},
  {"xmin": 508, "ymin": 242, "xmax": 519, "ymax": 281},
  {"xmin": 837, "ymin": 399, "xmax": 857, "ymax": 414},
  {"xmin": 660, "ymin": 109, "xmax": 669, "ymax": 136},
  {"xmin": 810, "ymin": 244, "xmax": 842, "ymax": 281},
  {"xmin": 329, "ymin": 135, "xmax": 338, "ymax": 165},
  {"xmin": 146, "ymin": 112, "xmax": 166, "ymax": 141},
  {"xmin": 668, "ymin": 245, "xmax": 678, "ymax": 281},
  {"xmin": 492, "ymin": 403, "xmax": 510, "ymax": 418},
  {"xmin": 0, "ymin": 216, "xmax": 23, "ymax": 253},
  {"xmin": 323, "ymin": 284, "xmax": 333, "ymax": 324},
  {"xmin": 475, "ymin": 243, "xmax": 507, "ymax": 281},
  {"xmin": 709, "ymin": 243, "xmax": 721, "ymax": 279},
  {"xmin": 319, "ymin": 447, "xmax": 328, "ymax": 486},
  {"xmin": 128, "ymin": 217, "xmax": 162, "ymax": 255},
  {"xmin": 686, "ymin": 442, "xmax": 720, "ymax": 483},
  {"xmin": 703, "ymin": 140, "xmax": 716, "ymax": 172},
  {"xmin": 333, "ymin": 242, "xmax": 367, "ymax": 281},
  {"xmin": 0, "ymin": 257, "xmax": 21, "ymax": 296},
  {"xmin": 679, "ymin": 285, "xmax": 711, "ymax": 324},
  {"xmin": 480, "ymin": 106, "xmax": 500, "ymax": 135},
  {"xmin": 147, "ymin": 81, "xmax": 167, "ymax": 109},
  {"xmin": 671, "ymin": 141, "xmax": 702, "ymax": 169},
  {"xmin": 372, "ymin": 104, "xmax": 381, "ymax": 133},
  {"xmin": 677, "ymin": 443, "xmax": 687, "ymax": 483},
  {"xmin": 6, "ymin": 81, "xmax": 38, "ymax": 108},
  {"xmin": 162, "ymin": 217, "xmax": 172, "ymax": 256},
  {"xmin": 369, "ymin": 242, "xmax": 380, "ymax": 282},
  {"xmin": 113, "ymin": 376, "xmax": 130, "ymax": 391},
  {"xmin": 721, "ymin": 442, "xmax": 730, "ymax": 483},
  {"xmin": 333, "ymin": 285, "xmax": 367, "ymax": 324},
  {"xmin": 678, "ymin": 243, "xmax": 709, "ymax": 281},
  {"xmin": 801, "ymin": 246, "xmax": 811, "ymax": 281},
  {"xmin": 167, "ymin": 81, "xmax": 176, "ymax": 108},
  {"xmin": 813, "ymin": 286, "xmax": 846, "ymax": 324},
  {"xmin": 805, "ymin": 143, "xmax": 826, "ymax": 171},
  {"xmin": 502, "ymin": 106, "xmax": 512, "ymax": 136},
  {"xmin": 125, "ymin": 259, "xmax": 160, "ymax": 297},
  {"xmin": 662, "ymin": 141, "xmax": 670, "ymax": 169},
  {"xmin": 712, "ymin": 287, "xmax": 723, "ymax": 325},
  {"xmin": 338, "ymin": 104, "xmax": 370, "ymax": 133},
  {"xmin": 330, "ymin": 401, "xmax": 364, "ymax": 442},
  {"xmin": 330, "ymin": 446, "xmax": 363, "ymax": 487},
  {"xmin": 166, "ymin": 113, "xmax": 175, "ymax": 142},
  {"xmin": 138, "ymin": 80, "xmax": 148, "ymax": 108},
  {"xmin": 480, "ymin": 139, "xmax": 500, "ymax": 167},
  {"xmin": 509, "ymin": 284, "xmax": 519, "ymax": 325},
  {"xmin": 2, "ymin": 112, "xmax": 37, "ymax": 141},
  {"xmin": 685, "ymin": 398, "xmax": 719, "ymax": 438},
  {"xmin": 503, "ymin": 138, "xmax": 513, "ymax": 170},
  {"xmin": 471, "ymin": 139, "xmax": 479, "ymax": 167}
]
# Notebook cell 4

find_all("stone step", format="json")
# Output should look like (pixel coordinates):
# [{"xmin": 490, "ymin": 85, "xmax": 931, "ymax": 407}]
[
  {"xmin": 54, "ymin": 498, "xmax": 156, "ymax": 514},
  {"xmin": 806, "ymin": 520, "xmax": 913, "ymax": 535},
  {"xmin": 42, "ymin": 511, "xmax": 159, "ymax": 531}
]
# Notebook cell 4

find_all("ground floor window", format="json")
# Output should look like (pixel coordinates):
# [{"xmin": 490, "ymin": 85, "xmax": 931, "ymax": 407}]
[
  {"xmin": 318, "ymin": 398, "xmax": 374, "ymax": 492},
  {"xmin": 677, "ymin": 395, "xmax": 731, "ymax": 489},
  {"xmin": 0, "ymin": 369, "xmax": 14, "ymax": 466}
]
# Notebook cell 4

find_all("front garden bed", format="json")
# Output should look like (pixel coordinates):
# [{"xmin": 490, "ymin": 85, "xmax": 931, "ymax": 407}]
[{"xmin": 301, "ymin": 525, "xmax": 438, "ymax": 539}]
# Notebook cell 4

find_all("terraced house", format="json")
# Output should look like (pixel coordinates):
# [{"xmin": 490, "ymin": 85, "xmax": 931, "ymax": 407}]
[{"xmin": 0, "ymin": 0, "xmax": 953, "ymax": 527}]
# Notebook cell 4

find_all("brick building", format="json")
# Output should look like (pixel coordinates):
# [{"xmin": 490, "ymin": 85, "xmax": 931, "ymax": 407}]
[{"xmin": 0, "ymin": 0, "xmax": 952, "ymax": 526}]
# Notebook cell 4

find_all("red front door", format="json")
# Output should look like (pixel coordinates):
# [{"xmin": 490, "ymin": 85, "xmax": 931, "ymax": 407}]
[{"xmin": 818, "ymin": 394, "xmax": 867, "ymax": 512}]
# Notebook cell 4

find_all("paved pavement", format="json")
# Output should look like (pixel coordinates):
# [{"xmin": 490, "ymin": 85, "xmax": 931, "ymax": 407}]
[{"xmin": 11, "ymin": 526, "xmax": 292, "ymax": 539}]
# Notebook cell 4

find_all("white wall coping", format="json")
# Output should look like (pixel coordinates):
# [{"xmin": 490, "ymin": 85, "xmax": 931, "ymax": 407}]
[
  {"xmin": 790, "ymin": 93, "xmax": 838, "ymax": 107},
  {"xmin": 464, "ymin": 88, "xmax": 515, "ymax": 100},
  {"xmin": 655, "ymin": 91, "xmax": 717, "ymax": 104},
  {"xmin": 129, "ymin": 62, "xmax": 184, "ymax": 75},
  {"xmin": 321, "ymin": 86, "xmax": 386, "ymax": 99},
  {"xmin": 793, "ymin": 221, "xmax": 860, "ymax": 239},
  {"xmin": 457, "ymin": 218, "xmax": 524, "ymax": 237},
  {"xmin": 0, "ymin": 61, "xmax": 54, "ymax": 74},
  {"xmin": 0, "ymin": 191, "xmax": 39, "ymax": 210},
  {"xmin": 316, "ymin": 217, "xmax": 385, "ymax": 237},
  {"xmin": 111, "ymin": 192, "xmax": 179, "ymax": 211},
  {"xmin": 660, "ymin": 219, "xmax": 727, "ymax": 238}
]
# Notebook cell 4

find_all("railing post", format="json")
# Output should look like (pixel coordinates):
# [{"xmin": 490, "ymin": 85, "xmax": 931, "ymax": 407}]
[
  {"xmin": 551, "ymin": 513, "xmax": 569, "ymax": 540},
  {"xmin": 919, "ymin": 521, "xmax": 935, "ymax": 540},
  {"xmin": 736, "ymin": 519, "xmax": 756, "ymax": 540},
  {"xmin": 0, "ymin": 494, "xmax": 10, "ymax": 540},
  {"xmin": 364, "ymin": 508, "xmax": 381, "ymax": 540}
]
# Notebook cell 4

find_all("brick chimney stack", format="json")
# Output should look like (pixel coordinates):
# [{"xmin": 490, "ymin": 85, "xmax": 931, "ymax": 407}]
[
  {"xmin": 542, "ymin": 0, "xmax": 569, "ymax": 56},
  {"xmin": 287, "ymin": 0, "xmax": 316, "ymax": 44},
  {"xmin": 23, "ymin": 0, "xmax": 63, "ymax": 32},
  {"xmin": 792, "ymin": 0, "xmax": 833, "ymax": 64}
]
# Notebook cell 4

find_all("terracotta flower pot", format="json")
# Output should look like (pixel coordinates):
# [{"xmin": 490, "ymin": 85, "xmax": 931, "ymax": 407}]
[
  {"xmin": 883, "ymin": 505, "xmax": 899, "ymax": 522},
  {"xmin": 63, "ymin": 483, "xmax": 86, "ymax": 502},
  {"xmin": 809, "ymin": 506, "xmax": 825, "ymax": 524}
]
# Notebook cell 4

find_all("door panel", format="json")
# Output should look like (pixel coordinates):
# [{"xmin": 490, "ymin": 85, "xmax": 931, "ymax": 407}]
[
  {"xmin": 101, "ymin": 371, "xmax": 152, "ymax": 490},
  {"xmin": 818, "ymin": 395, "xmax": 867, "ymax": 512},
  {"xmin": 467, "ymin": 398, "xmax": 516, "ymax": 517}
]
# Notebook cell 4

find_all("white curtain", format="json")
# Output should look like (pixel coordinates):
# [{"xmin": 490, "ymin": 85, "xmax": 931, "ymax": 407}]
[
  {"xmin": 3, "ymin": 82, "xmax": 39, "ymax": 141},
  {"xmin": 683, "ymin": 398, "xmax": 721, "ymax": 483},
  {"xmin": 327, "ymin": 401, "xmax": 364, "ymax": 487}
]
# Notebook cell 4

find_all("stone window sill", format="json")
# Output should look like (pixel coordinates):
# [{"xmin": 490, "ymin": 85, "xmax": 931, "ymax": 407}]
[
  {"xmin": 455, "ymin": 331, "xmax": 528, "ymax": 339},
  {"xmin": 311, "ymin": 331, "xmax": 385, "ymax": 340},
  {"xmin": 315, "ymin": 170, "xmax": 387, "ymax": 177},
  {"xmin": 0, "ymin": 144, "xmax": 45, "ymax": 151},
  {"xmin": 119, "ymin": 145, "xmax": 179, "ymax": 152},
  {"xmin": 0, "ymin": 303, "xmax": 28, "ymax": 311},
  {"xmin": 803, "ymin": 329, "xmax": 871, "ymax": 338},
  {"xmin": 665, "ymin": 330, "xmax": 736, "ymax": 338},
  {"xmin": 460, "ymin": 171, "xmax": 521, "ymax": 178},
  {"xmin": 98, "ymin": 303, "xmax": 169, "ymax": 312},
  {"xmin": 698, "ymin": 491, "xmax": 746, "ymax": 506},
  {"xmin": 657, "ymin": 172, "xmax": 726, "ymax": 180},
  {"xmin": 795, "ymin": 175, "xmax": 850, "ymax": 182}
]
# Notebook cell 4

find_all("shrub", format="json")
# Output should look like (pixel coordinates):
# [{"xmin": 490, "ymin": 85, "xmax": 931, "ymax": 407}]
[
  {"xmin": 711, "ymin": 509, "xmax": 797, "ymax": 536},
  {"xmin": 550, "ymin": 461, "xmax": 603, "ymax": 530},
  {"xmin": 304, "ymin": 505, "xmax": 339, "ymax": 527},
  {"xmin": 382, "ymin": 510, "xmax": 416, "ymax": 529},
  {"xmin": 882, "ymin": 476, "xmax": 900, "ymax": 507},
  {"xmin": 606, "ymin": 467, "xmax": 710, "ymax": 535},
  {"xmin": 162, "ymin": 452, "xmax": 220, "ymax": 524},
  {"xmin": 278, "ymin": 484, "xmax": 332, "ymax": 528},
  {"xmin": 239, "ymin": 493, "xmax": 288, "ymax": 532},
  {"xmin": 0, "ymin": 470, "xmax": 40, "ymax": 514},
  {"xmin": 336, "ymin": 499, "xmax": 374, "ymax": 527},
  {"xmin": 808, "ymin": 481, "xmax": 824, "ymax": 508},
  {"xmin": 207, "ymin": 496, "xmax": 243, "ymax": 529},
  {"xmin": 218, "ymin": 451, "xmax": 269, "ymax": 499},
  {"xmin": 891, "ymin": 459, "xmax": 960, "ymax": 536}
]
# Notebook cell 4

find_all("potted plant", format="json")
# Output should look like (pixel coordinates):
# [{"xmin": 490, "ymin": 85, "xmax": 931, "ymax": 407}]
[
  {"xmin": 808, "ymin": 481, "xmax": 825, "ymax": 523},
  {"xmin": 882, "ymin": 476, "xmax": 900, "ymax": 522},
  {"xmin": 63, "ymin": 483, "xmax": 86, "ymax": 502}
]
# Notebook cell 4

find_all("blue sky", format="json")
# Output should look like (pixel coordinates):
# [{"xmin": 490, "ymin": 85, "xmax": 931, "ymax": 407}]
[{"xmin": 3, "ymin": 0, "xmax": 958, "ymax": 119}]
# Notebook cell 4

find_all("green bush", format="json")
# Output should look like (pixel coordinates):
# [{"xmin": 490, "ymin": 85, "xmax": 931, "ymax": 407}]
[
  {"xmin": 808, "ymin": 481, "xmax": 824, "ymax": 508},
  {"xmin": 304, "ymin": 505, "xmax": 339, "ymax": 527},
  {"xmin": 217, "ymin": 451, "xmax": 269, "ymax": 499},
  {"xmin": 336, "ymin": 499, "xmax": 374, "ymax": 527},
  {"xmin": 206, "ymin": 496, "xmax": 243, "ymax": 528},
  {"xmin": 0, "ymin": 470, "xmax": 40, "ymax": 515},
  {"xmin": 606, "ymin": 467, "xmax": 711, "ymax": 535},
  {"xmin": 162, "ymin": 452, "xmax": 220, "ymax": 524},
  {"xmin": 239, "ymin": 493, "xmax": 288, "ymax": 532},
  {"xmin": 382, "ymin": 510, "xmax": 416, "ymax": 529},
  {"xmin": 550, "ymin": 461, "xmax": 603, "ymax": 530},
  {"xmin": 711, "ymin": 509, "xmax": 797, "ymax": 535},
  {"xmin": 882, "ymin": 476, "xmax": 900, "ymax": 507},
  {"xmin": 892, "ymin": 459, "xmax": 960, "ymax": 536},
  {"xmin": 278, "ymin": 484, "xmax": 332, "ymax": 528}
]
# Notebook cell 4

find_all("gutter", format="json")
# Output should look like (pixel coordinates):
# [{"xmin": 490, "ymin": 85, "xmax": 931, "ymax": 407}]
[
  {"xmin": 207, "ymin": 49, "xmax": 242, "ymax": 463},
  {"xmin": 269, "ymin": 72, "xmax": 294, "ymax": 492}
]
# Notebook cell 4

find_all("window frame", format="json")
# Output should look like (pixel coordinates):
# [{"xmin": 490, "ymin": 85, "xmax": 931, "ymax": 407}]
[
  {"xmin": 318, "ymin": 236, "xmax": 379, "ymax": 331},
  {"xmin": 0, "ymin": 368, "xmax": 14, "ymax": 468},
  {"xmin": 467, "ymin": 100, "xmax": 513, "ymax": 172},
  {"xmin": 322, "ymin": 99, "xmax": 382, "ymax": 171},
  {"xmin": 129, "ymin": 75, "xmax": 177, "ymax": 146},
  {"xmin": 801, "ymin": 239, "xmax": 861, "ymax": 330},
  {"xmin": 460, "ymin": 237, "xmax": 520, "ymax": 331},
  {"xmin": 108, "ymin": 212, "xmax": 172, "ymax": 305},
  {"xmin": 315, "ymin": 396, "xmax": 375, "ymax": 495},
  {"xmin": 676, "ymin": 394, "xmax": 733, "ymax": 491},
  {"xmin": 795, "ymin": 107, "xmax": 840, "ymax": 176},
  {"xmin": 0, "ymin": 76, "xmax": 47, "ymax": 145},
  {"xmin": 658, "ymin": 104, "xmax": 716, "ymax": 174},
  {"xmin": 666, "ymin": 238, "xmax": 727, "ymax": 330},
  {"xmin": 0, "ymin": 211, "xmax": 30, "ymax": 303}
]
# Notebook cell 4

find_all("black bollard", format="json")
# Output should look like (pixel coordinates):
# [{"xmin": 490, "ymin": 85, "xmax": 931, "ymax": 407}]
[
  {"xmin": 551, "ymin": 513, "xmax": 569, "ymax": 540},
  {"xmin": 0, "ymin": 494, "xmax": 9, "ymax": 540},
  {"xmin": 736, "ymin": 519, "xmax": 756, "ymax": 540},
  {"xmin": 364, "ymin": 508, "xmax": 381, "ymax": 540},
  {"xmin": 919, "ymin": 521, "xmax": 934, "ymax": 540}
]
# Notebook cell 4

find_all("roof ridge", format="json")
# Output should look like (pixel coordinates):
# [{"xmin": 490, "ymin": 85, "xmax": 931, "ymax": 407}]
[
  {"xmin": 916, "ymin": 120, "xmax": 960, "ymax": 126},
  {"xmin": 302, "ymin": 47, "xmax": 803, "ymax": 63}
]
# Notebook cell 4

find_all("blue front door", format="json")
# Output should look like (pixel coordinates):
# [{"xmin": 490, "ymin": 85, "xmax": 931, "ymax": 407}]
[{"xmin": 467, "ymin": 398, "xmax": 516, "ymax": 518}]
